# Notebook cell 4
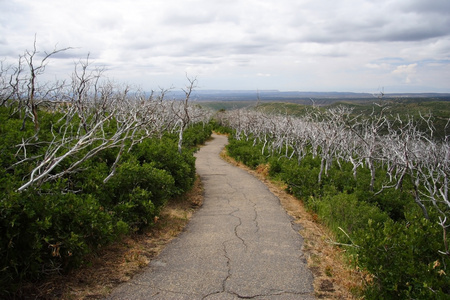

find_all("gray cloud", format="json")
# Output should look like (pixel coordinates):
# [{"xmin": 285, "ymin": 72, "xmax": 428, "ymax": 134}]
[
  {"xmin": 398, "ymin": 0, "xmax": 450, "ymax": 14},
  {"xmin": 295, "ymin": 2, "xmax": 450, "ymax": 43}
]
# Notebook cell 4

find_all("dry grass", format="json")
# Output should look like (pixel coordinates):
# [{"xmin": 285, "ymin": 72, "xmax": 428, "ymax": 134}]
[
  {"xmin": 221, "ymin": 150, "xmax": 367, "ymax": 299},
  {"xmin": 18, "ymin": 176, "xmax": 204, "ymax": 300}
]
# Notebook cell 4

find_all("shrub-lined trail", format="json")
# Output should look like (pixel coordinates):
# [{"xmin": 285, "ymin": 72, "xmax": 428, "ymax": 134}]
[{"xmin": 107, "ymin": 134, "xmax": 314, "ymax": 299}]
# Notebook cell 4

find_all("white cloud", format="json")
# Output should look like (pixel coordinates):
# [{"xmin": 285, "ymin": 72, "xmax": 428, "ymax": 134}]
[
  {"xmin": 392, "ymin": 64, "xmax": 418, "ymax": 75},
  {"xmin": 365, "ymin": 63, "xmax": 390, "ymax": 70},
  {"xmin": 392, "ymin": 63, "xmax": 418, "ymax": 84}
]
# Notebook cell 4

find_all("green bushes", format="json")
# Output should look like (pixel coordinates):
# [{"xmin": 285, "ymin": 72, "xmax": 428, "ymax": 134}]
[
  {"xmin": 210, "ymin": 118, "xmax": 233, "ymax": 135},
  {"xmin": 358, "ymin": 212, "xmax": 450, "ymax": 299},
  {"xmin": 277, "ymin": 157, "xmax": 321, "ymax": 199},
  {"xmin": 0, "ymin": 190, "xmax": 115, "ymax": 291},
  {"xmin": 182, "ymin": 122, "xmax": 213, "ymax": 147},
  {"xmin": 226, "ymin": 138, "xmax": 266, "ymax": 168},
  {"xmin": 133, "ymin": 138, "xmax": 194, "ymax": 196},
  {"xmin": 0, "ymin": 107, "xmax": 213, "ymax": 296},
  {"xmin": 225, "ymin": 134, "xmax": 450, "ymax": 299},
  {"xmin": 101, "ymin": 159, "xmax": 174, "ymax": 226},
  {"xmin": 316, "ymin": 193, "xmax": 389, "ymax": 243}
]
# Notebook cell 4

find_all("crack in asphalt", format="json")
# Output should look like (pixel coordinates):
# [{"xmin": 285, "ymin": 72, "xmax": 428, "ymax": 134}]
[
  {"xmin": 222, "ymin": 240, "xmax": 233, "ymax": 289},
  {"xmin": 201, "ymin": 239, "xmax": 233, "ymax": 300},
  {"xmin": 225, "ymin": 179, "xmax": 248, "ymax": 250},
  {"xmin": 243, "ymin": 193, "xmax": 259, "ymax": 234},
  {"xmin": 125, "ymin": 276, "xmax": 313, "ymax": 299},
  {"xmin": 203, "ymin": 290, "xmax": 315, "ymax": 299},
  {"xmin": 232, "ymin": 212, "xmax": 247, "ymax": 249}
]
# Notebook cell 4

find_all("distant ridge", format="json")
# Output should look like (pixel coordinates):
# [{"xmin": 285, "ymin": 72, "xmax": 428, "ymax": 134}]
[{"xmin": 165, "ymin": 90, "xmax": 450, "ymax": 102}]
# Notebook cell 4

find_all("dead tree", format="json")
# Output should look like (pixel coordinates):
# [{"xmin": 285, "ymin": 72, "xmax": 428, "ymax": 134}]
[
  {"xmin": 20, "ymin": 38, "xmax": 71, "ymax": 131},
  {"xmin": 173, "ymin": 76, "xmax": 197, "ymax": 153}
]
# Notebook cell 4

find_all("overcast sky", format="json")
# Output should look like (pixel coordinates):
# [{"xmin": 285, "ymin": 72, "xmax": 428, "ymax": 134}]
[{"xmin": 1, "ymin": 0, "xmax": 449, "ymax": 93}]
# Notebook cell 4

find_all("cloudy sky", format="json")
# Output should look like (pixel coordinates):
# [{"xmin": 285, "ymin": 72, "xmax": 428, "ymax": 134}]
[{"xmin": 1, "ymin": 0, "xmax": 449, "ymax": 93}]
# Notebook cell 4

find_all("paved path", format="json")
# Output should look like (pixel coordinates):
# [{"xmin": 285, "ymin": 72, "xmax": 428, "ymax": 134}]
[{"xmin": 107, "ymin": 134, "xmax": 314, "ymax": 299}]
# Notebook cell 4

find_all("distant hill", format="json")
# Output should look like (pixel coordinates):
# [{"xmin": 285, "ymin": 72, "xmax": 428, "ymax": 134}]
[{"xmin": 165, "ymin": 89, "xmax": 450, "ymax": 103}]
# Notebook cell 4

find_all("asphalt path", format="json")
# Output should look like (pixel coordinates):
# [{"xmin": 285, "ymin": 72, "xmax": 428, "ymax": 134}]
[{"xmin": 107, "ymin": 134, "xmax": 315, "ymax": 299}]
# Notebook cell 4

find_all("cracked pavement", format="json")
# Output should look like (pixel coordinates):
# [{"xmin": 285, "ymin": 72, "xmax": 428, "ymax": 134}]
[{"xmin": 107, "ymin": 134, "xmax": 315, "ymax": 299}]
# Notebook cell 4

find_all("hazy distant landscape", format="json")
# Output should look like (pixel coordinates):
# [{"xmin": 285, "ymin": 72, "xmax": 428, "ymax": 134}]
[
  {"xmin": 185, "ymin": 90, "xmax": 450, "ymax": 102},
  {"xmin": 169, "ymin": 89, "xmax": 450, "ymax": 111}
]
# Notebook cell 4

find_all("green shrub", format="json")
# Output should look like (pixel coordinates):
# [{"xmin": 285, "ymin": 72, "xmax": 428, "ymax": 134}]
[
  {"xmin": 133, "ymin": 138, "xmax": 195, "ymax": 196},
  {"xmin": 267, "ymin": 157, "xmax": 283, "ymax": 177},
  {"xmin": 325, "ymin": 162, "xmax": 357, "ymax": 194},
  {"xmin": 368, "ymin": 188, "xmax": 413, "ymax": 221},
  {"xmin": 279, "ymin": 158, "xmax": 321, "ymax": 200},
  {"xmin": 211, "ymin": 119, "xmax": 233, "ymax": 134},
  {"xmin": 316, "ymin": 192, "xmax": 389, "ymax": 244},
  {"xmin": 356, "ymin": 212, "xmax": 450, "ymax": 299},
  {"xmin": 0, "ymin": 189, "xmax": 114, "ymax": 293},
  {"xmin": 113, "ymin": 187, "xmax": 156, "ymax": 229},
  {"xmin": 101, "ymin": 159, "xmax": 175, "ymax": 223},
  {"xmin": 226, "ymin": 138, "xmax": 266, "ymax": 169},
  {"xmin": 182, "ymin": 122, "xmax": 213, "ymax": 147}
]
